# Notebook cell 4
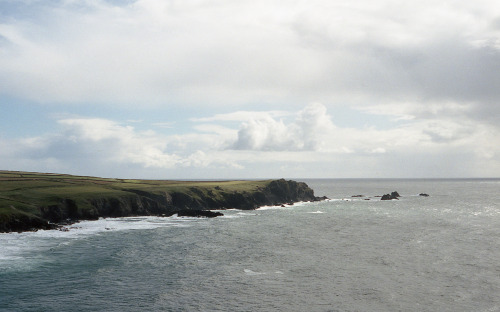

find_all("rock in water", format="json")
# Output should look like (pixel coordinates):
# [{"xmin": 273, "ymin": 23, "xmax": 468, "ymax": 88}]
[
  {"xmin": 391, "ymin": 191, "xmax": 401, "ymax": 198},
  {"xmin": 381, "ymin": 191, "xmax": 400, "ymax": 200},
  {"xmin": 419, "ymin": 193, "xmax": 430, "ymax": 197},
  {"xmin": 381, "ymin": 194, "xmax": 392, "ymax": 200}
]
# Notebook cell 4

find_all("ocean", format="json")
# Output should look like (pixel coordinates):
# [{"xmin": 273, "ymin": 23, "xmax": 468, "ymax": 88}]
[{"xmin": 1, "ymin": 179, "xmax": 499, "ymax": 311}]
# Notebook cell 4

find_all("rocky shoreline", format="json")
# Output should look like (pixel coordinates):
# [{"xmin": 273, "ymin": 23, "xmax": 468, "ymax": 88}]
[{"xmin": 0, "ymin": 177, "xmax": 325, "ymax": 233}]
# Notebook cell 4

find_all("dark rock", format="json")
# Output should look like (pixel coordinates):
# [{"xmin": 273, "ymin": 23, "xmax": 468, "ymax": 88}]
[
  {"xmin": 381, "ymin": 192, "xmax": 400, "ymax": 200},
  {"xmin": 381, "ymin": 194, "xmax": 392, "ymax": 200},
  {"xmin": 176, "ymin": 209, "xmax": 223, "ymax": 218},
  {"xmin": 352, "ymin": 195, "xmax": 364, "ymax": 197},
  {"xmin": 419, "ymin": 193, "xmax": 430, "ymax": 197},
  {"xmin": 0, "ymin": 214, "xmax": 59, "ymax": 233}
]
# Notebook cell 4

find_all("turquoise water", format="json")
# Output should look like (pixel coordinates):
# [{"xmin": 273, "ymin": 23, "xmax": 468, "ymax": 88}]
[{"xmin": 1, "ymin": 179, "xmax": 499, "ymax": 311}]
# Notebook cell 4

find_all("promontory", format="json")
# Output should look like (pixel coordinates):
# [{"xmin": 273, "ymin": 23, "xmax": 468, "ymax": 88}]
[{"xmin": 0, "ymin": 171, "xmax": 324, "ymax": 233}]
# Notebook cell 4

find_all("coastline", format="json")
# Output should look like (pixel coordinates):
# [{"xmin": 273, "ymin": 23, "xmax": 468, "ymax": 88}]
[{"xmin": 0, "ymin": 171, "xmax": 325, "ymax": 233}]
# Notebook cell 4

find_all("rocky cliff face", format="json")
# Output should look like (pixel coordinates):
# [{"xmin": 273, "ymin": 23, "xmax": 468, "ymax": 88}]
[{"xmin": 0, "ymin": 179, "xmax": 322, "ymax": 232}]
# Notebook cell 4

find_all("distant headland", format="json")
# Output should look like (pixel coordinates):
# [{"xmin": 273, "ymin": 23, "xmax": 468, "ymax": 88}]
[{"xmin": 0, "ymin": 170, "xmax": 325, "ymax": 233}]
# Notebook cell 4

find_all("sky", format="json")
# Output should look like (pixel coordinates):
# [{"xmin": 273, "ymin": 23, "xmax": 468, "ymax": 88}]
[{"xmin": 1, "ymin": 0, "xmax": 499, "ymax": 179}]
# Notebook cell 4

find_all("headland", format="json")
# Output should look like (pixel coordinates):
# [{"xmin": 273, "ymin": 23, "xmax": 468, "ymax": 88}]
[{"xmin": 0, "ymin": 170, "xmax": 324, "ymax": 233}]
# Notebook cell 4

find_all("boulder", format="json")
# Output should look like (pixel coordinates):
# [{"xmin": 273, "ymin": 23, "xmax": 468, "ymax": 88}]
[{"xmin": 419, "ymin": 193, "xmax": 429, "ymax": 197}]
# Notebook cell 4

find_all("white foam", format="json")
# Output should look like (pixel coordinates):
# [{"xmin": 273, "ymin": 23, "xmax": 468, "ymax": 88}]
[
  {"xmin": 49, "ymin": 216, "xmax": 184, "ymax": 237},
  {"xmin": 219, "ymin": 214, "xmax": 242, "ymax": 219},
  {"xmin": 243, "ymin": 269, "xmax": 285, "ymax": 276},
  {"xmin": 0, "ymin": 215, "xmax": 200, "ymax": 268},
  {"xmin": 257, "ymin": 205, "xmax": 290, "ymax": 211},
  {"xmin": 244, "ymin": 269, "xmax": 266, "ymax": 276},
  {"xmin": 236, "ymin": 212, "xmax": 257, "ymax": 216},
  {"xmin": 256, "ymin": 200, "xmax": 322, "ymax": 210},
  {"xmin": 309, "ymin": 211, "xmax": 324, "ymax": 214}
]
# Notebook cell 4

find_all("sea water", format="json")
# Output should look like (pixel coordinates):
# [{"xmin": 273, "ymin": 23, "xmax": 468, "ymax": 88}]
[{"xmin": 1, "ymin": 179, "xmax": 499, "ymax": 311}]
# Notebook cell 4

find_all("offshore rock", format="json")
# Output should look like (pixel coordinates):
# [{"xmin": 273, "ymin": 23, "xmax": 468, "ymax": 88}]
[
  {"xmin": 391, "ymin": 191, "xmax": 401, "ymax": 198},
  {"xmin": 381, "ymin": 194, "xmax": 392, "ymax": 200},
  {"xmin": 381, "ymin": 191, "xmax": 400, "ymax": 200}
]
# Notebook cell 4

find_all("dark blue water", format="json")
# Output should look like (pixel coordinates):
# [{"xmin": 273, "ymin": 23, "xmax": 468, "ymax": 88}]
[{"xmin": 1, "ymin": 179, "xmax": 500, "ymax": 311}]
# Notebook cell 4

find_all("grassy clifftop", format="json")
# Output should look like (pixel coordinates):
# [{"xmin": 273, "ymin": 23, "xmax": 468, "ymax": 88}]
[{"xmin": 0, "ymin": 171, "xmax": 321, "ymax": 232}]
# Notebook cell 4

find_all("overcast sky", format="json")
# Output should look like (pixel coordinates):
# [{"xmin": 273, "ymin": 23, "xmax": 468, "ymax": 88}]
[{"xmin": 1, "ymin": 0, "xmax": 499, "ymax": 179}]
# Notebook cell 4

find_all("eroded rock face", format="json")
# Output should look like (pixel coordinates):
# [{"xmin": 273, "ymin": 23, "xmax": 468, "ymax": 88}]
[
  {"xmin": 2, "ymin": 179, "xmax": 324, "ymax": 232},
  {"xmin": 263, "ymin": 179, "xmax": 318, "ymax": 204}
]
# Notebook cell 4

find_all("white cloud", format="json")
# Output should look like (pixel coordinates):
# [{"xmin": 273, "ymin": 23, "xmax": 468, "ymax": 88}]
[
  {"xmin": 1, "ymin": 102, "xmax": 499, "ymax": 178},
  {"xmin": 233, "ymin": 116, "xmax": 293, "ymax": 151},
  {"xmin": 0, "ymin": 117, "xmax": 244, "ymax": 175},
  {"xmin": 232, "ymin": 103, "xmax": 335, "ymax": 151},
  {"xmin": 57, "ymin": 118, "xmax": 182, "ymax": 168}
]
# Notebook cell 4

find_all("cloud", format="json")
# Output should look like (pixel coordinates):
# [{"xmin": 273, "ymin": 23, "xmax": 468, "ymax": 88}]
[
  {"xmin": 232, "ymin": 103, "xmax": 335, "ymax": 151},
  {"xmin": 0, "ymin": 0, "xmax": 499, "ymax": 121},
  {"xmin": 1, "ymin": 102, "xmax": 499, "ymax": 178},
  {"xmin": 191, "ymin": 110, "xmax": 290, "ymax": 123},
  {"xmin": 57, "ymin": 118, "xmax": 182, "ymax": 168},
  {"xmin": 233, "ymin": 116, "xmax": 292, "ymax": 151},
  {"xmin": 2, "ymin": 0, "xmax": 500, "ymax": 178},
  {"xmin": 223, "ymin": 102, "xmax": 500, "ymax": 177},
  {"xmin": 0, "ymin": 117, "xmax": 246, "ymax": 174},
  {"xmin": 1, "ymin": 118, "xmax": 188, "ymax": 173}
]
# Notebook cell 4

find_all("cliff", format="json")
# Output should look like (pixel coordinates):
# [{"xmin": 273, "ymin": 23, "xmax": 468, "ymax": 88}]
[{"xmin": 0, "ymin": 171, "xmax": 323, "ymax": 233}]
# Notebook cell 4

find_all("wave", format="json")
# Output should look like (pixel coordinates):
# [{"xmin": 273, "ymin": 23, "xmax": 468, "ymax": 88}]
[
  {"xmin": 257, "ymin": 205, "xmax": 291, "ymax": 211},
  {"xmin": 0, "ymin": 216, "xmax": 204, "ymax": 270},
  {"xmin": 244, "ymin": 269, "xmax": 285, "ymax": 276},
  {"xmin": 236, "ymin": 212, "xmax": 257, "ymax": 216},
  {"xmin": 244, "ymin": 269, "xmax": 266, "ymax": 276}
]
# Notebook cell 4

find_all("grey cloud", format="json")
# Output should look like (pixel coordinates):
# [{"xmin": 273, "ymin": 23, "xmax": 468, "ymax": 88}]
[
  {"xmin": 293, "ymin": 21, "xmax": 500, "ymax": 104},
  {"xmin": 411, "ymin": 43, "xmax": 500, "ymax": 103},
  {"xmin": 1, "ymin": 0, "xmax": 499, "ymax": 119},
  {"xmin": 289, "ymin": 5, "xmax": 500, "ymax": 127}
]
